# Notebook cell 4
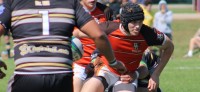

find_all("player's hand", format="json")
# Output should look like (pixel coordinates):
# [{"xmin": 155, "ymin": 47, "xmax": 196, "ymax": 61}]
[
  {"xmin": 0, "ymin": 60, "xmax": 7, "ymax": 79},
  {"xmin": 120, "ymin": 71, "xmax": 137, "ymax": 83},
  {"xmin": 109, "ymin": 60, "xmax": 127, "ymax": 74},
  {"xmin": 148, "ymin": 74, "xmax": 159, "ymax": 92}
]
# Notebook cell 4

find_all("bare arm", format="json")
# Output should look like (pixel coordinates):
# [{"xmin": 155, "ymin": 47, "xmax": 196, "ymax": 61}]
[
  {"xmin": 80, "ymin": 20, "xmax": 115, "ymax": 63},
  {"xmin": 73, "ymin": 28, "xmax": 89, "ymax": 38},
  {"xmin": 153, "ymin": 36, "xmax": 174, "ymax": 76},
  {"xmin": 148, "ymin": 36, "xmax": 174, "ymax": 91},
  {"xmin": 0, "ymin": 24, "xmax": 5, "ymax": 36}
]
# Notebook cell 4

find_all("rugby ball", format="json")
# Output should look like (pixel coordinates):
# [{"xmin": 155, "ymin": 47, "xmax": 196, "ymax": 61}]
[{"xmin": 71, "ymin": 36, "xmax": 84, "ymax": 61}]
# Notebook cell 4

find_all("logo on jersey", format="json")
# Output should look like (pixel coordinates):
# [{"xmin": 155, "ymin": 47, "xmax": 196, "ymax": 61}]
[
  {"xmin": 133, "ymin": 43, "xmax": 139, "ymax": 50},
  {"xmin": 35, "ymin": 0, "xmax": 50, "ymax": 6},
  {"xmin": 132, "ymin": 42, "xmax": 142, "ymax": 53},
  {"xmin": 157, "ymin": 34, "xmax": 164, "ymax": 41},
  {"xmin": 0, "ymin": 4, "xmax": 5, "ymax": 15},
  {"xmin": 19, "ymin": 44, "xmax": 69, "ymax": 56}
]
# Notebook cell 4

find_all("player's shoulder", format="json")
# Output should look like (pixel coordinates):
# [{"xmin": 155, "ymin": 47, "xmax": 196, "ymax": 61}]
[
  {"xmin": 141, "ymin": 24, "xmax": 153, "ymax": 31},
  {"xmin": 140, "ymin": 24, "xmax": 159, "ymax": 36}
]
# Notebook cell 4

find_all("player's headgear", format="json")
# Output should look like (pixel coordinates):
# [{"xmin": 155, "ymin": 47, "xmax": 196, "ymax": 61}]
[{"xmin": 120, "ymin": 2, "xmax": 144, "ymax": 32}]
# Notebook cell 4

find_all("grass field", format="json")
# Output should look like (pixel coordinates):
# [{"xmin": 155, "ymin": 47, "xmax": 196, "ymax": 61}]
[{"xmin": 0, "ymin": 20, "xmax": 200, "ymax": 91}]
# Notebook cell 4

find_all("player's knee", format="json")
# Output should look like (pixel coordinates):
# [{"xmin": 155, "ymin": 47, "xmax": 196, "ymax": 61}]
[{"xmin": 137, "ymin": 66, "xmax": 149, "ymax": 79}]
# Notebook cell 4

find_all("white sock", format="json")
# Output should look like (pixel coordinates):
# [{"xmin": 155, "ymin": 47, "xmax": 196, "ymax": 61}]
[{"xmin": 188, "ymin": 51, "xmax": 193, "ymax": 56}]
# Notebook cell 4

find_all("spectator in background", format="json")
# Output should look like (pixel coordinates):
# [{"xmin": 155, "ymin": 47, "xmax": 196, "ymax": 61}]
[
  {"xmin": 119, "ymin": 0, "xmax": 129, "ymax": 14},
  {"xmin": 108, "ymin": 0, "xmax": 121, "ymax": 19},
  {"xmin": 140, "ymin": 0, "xmax": 153, "ymax": 26},
  {"xmin": 97, "ymin": 0, "xmax": 109, "ymax": 5},
  {"xmin": 153, "ymin": 0, "xmax": 173, "ymax": 56},
  {"xmin": 184, "ymin": 28, "xmax": 200, "ymax": 58}
]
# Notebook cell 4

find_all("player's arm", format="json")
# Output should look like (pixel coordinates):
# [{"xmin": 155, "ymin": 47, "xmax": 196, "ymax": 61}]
[
  {"xmin": 0, "ymin": 24, "xmax": 5, "ymax": 36},
  {"xmin": 141, "ymin": 25, "xmax": 174, "ymax": 91},
  {"xmin": 80, "ymin": 20, "xmax": 115, "ymax": 63},
  {"xmin": 74, "ymin": 0, "xmax": 126, "ymax": 74},
  {"xmin": 153, "ymin": 36, "xmax": 173, "ymax": 77},
  {"xmin": 147, "ymin": 35, "xmax": 173, "ymax": 91},
  {"xmin": 72, "ymin": 28, "xmax": 88, "ymax": 38}
]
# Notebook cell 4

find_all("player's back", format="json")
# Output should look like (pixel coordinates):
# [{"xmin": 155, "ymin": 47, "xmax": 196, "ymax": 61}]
[
  {"xmin": 11, "ymin": 0, "xmax": 76, "ymax": 39},
  {"xmin": 3, "ymin": 0, "xmax": 92, "ymax": 75}
]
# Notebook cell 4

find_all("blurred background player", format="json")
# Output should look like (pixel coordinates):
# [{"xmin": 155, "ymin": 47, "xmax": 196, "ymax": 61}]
[
  {"xmin": 108, "ymin": 0, "xmax": 121, "ymax": 19},
  {"xmin": 81, "ymin": 3, "xmax": 174, "ymax": 92},
  {"xmin": 184, "ymin": 28, "xmax": 200, "ymax": 58},
  {"xmin": 72, "ymin": 0, "xmax": 114, "ymax": 92},
  {"xmin": 0, "ymin": 0, "xmax": 12, "ymax": 60}
]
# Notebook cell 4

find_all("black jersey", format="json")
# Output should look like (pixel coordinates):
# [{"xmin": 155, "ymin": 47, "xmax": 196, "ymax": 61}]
[{"xmin": 0, "ymin": 0, "xmax": 93, "ymax": 74}]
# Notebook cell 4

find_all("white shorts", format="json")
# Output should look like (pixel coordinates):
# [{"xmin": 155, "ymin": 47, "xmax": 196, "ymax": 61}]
[
  {"xmin": 73, "ymin": 63, "xmax": 87, "ymax": 80},
  {"xmin": 97, "ymin": 66, "xmax": 138, "ymax": 91}
]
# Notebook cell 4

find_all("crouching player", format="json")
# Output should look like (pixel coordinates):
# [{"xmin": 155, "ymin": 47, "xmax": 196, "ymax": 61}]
[
  {"xmin": 81, "ymin": 2, "xmax": 174, "ymax": 92},
  {"xmin": 138, "ymin": 49, "xmax": 162, "ymax": 92}
]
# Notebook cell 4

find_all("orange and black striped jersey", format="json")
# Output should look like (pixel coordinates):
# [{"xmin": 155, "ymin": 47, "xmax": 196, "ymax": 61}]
[
  {"xmin": 75, "ymin": 2, "xmax": 109, "ymax": 66},
  {"xmin": 0, "ymin": 0, "xmax": 93, "ymax": 75},
  {"xmin": 99, "ymin": 21, "xmax": 166, "ymax": 74}
]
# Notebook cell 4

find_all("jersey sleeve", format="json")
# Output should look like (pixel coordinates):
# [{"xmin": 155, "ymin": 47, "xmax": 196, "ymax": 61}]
[
  {"xmin": 0, "ymin": 0, "xmax": 11, "ymax": 30},
  {"xmin": 74, "ymin": 0, "xmax": 93, "ymax": 29},
  {"xmin": 141, "ymin": 25, "xmax": 166, "ymax": 46}
]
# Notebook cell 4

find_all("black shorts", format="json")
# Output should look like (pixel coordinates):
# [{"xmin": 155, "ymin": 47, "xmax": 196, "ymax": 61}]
[{"xmin": 8, "ymin": 73, "xmax": 73, "ymax": 92}]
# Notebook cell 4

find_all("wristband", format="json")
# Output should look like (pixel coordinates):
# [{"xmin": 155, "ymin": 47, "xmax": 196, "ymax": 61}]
[{"xmin": 109, "ymin": 59, "xmax": 117, "ymax": 66}]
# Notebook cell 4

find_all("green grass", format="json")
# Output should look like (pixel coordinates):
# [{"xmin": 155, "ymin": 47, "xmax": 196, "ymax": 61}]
[
  {"xmin": 160, "ymin": 19, "xmax": 200, "ymax": 92},
  {"xmin": 152, "ymin": 8, "xmax": 196, "ymax": 14},
  {"xmin": 1, "ymin": 19, "xmax": 200, "ymax": 92}
]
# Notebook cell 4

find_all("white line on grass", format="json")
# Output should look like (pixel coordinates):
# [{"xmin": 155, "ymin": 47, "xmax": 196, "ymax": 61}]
[{"xmin": 165, "ymin": 66, "xmax": 200, "ymax": 70}]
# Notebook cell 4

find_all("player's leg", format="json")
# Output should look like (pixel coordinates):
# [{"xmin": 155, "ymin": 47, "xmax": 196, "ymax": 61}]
[
  {"xmin": 184, "ymin": 37, "xmax": 200, "ymax": 58},
  {"xmin": 81, "ymin": 76, "xmax": 105, "ymax": 92},
  {"xmin": 81, "ymin": 65, "xmax": 118, "ymax": 92},
  {"xmin": 73, "ymin": 63, "xmax": 87, "ymax": 92},
  {"xmin": 138, "ymin": 51, "xmax": 162, "ymax": 92},
  {"xmin": 137, "ymin": 59, "xmax": 149, "ymax": 92}
]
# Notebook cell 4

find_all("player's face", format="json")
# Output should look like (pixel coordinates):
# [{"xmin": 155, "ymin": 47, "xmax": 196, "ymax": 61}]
[
  {"xmin": 128, "ymin": 20, "xmax": 143, "ymax": 36},
  {"xmin": 82, "ymin": 0, "xmax": 97, "ymax": 10}
]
